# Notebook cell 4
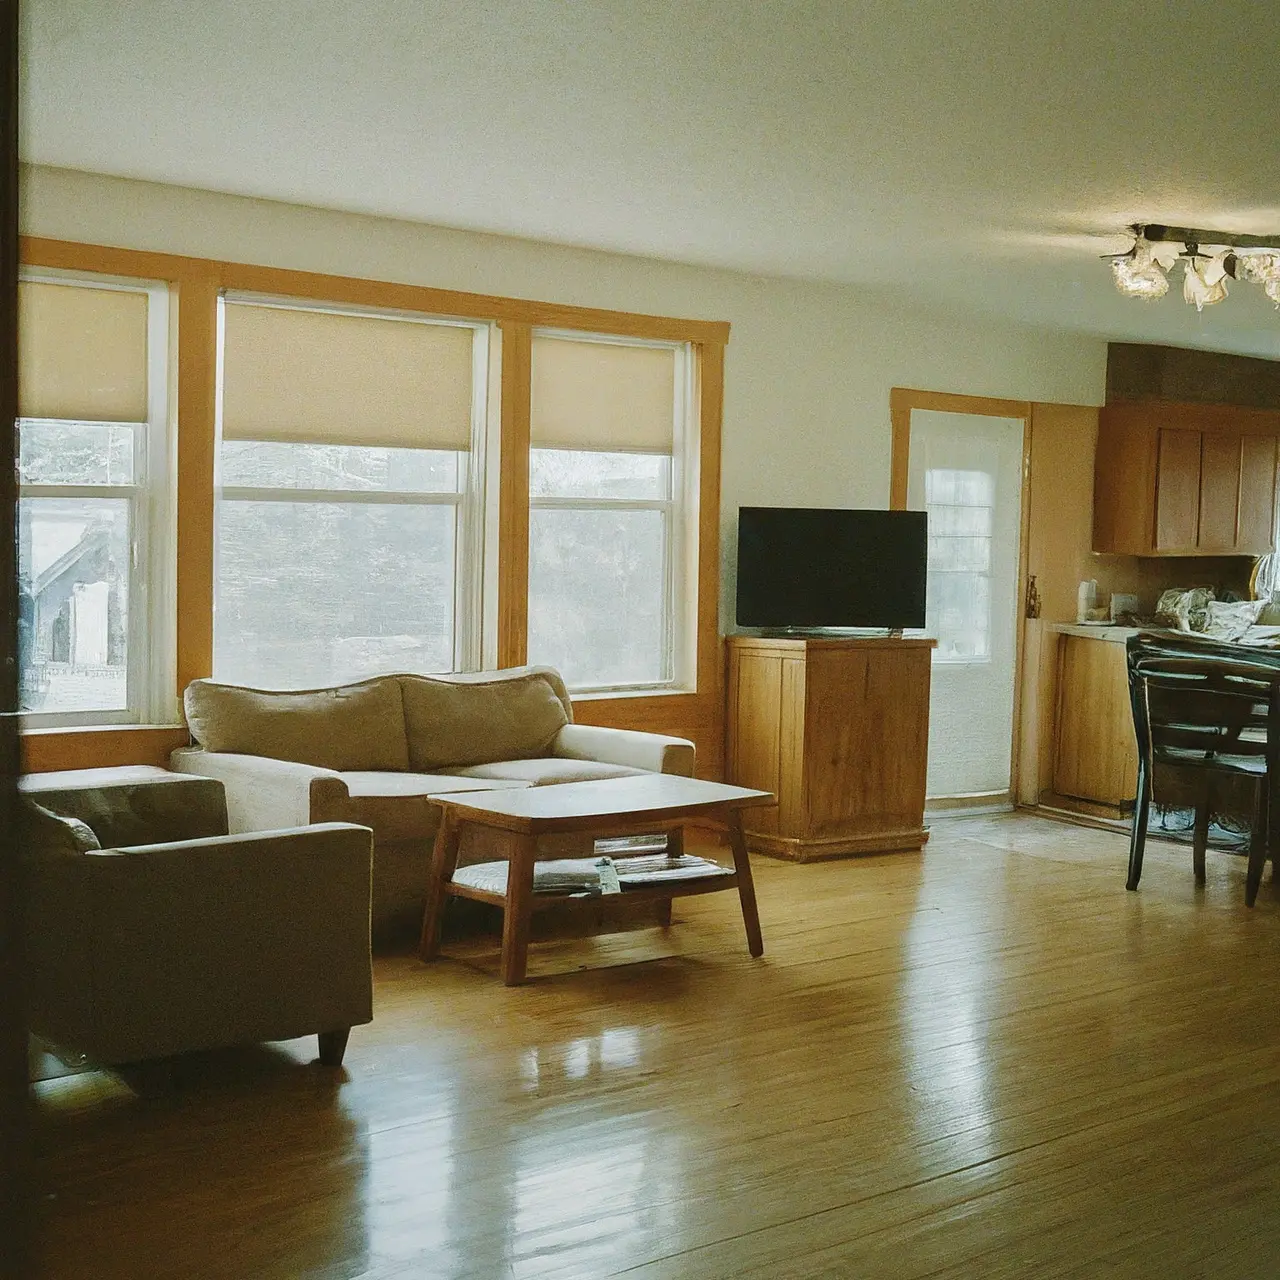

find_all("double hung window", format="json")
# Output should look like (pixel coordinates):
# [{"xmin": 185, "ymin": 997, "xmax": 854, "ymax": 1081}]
[
  {"xmin": 527, "ymin": 333, "xmax": 693, "ymax": 692},
  {"xmin": 17, "ymin": 276, "xmax": 173, "ymax": 724},
  {"xmin": 213, "ymin": 299, "xmax": 487, "ymax": 688}
]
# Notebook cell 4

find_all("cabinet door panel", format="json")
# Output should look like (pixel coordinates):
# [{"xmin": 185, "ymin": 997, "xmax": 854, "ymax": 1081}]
[
  {"xmin": 1053, "ymin": 636, "xmax": 1138, "ymax": 806},
  {"xmin": 1154, "ymin": 429, "xmax": 1202, "ymax": 551},
  {"xmin": 1197, "ymin": 432, "xmax": 1242, "ymax": 550},
  {"xmin": 1237, "ymin": 434, "xmax": 1278, "ymax": 555}
]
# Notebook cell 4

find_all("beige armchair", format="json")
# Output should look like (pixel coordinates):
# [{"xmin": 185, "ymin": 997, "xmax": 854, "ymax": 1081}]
[{"xmin": 21, "ymin": 766, "xmax": 373, "ymax": 1067}]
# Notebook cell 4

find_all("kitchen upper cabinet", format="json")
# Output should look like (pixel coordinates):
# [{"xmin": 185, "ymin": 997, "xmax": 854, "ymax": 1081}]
[{"xmin": 1094, "ymin": 401, "xmax": 1280, "ymax": 556}]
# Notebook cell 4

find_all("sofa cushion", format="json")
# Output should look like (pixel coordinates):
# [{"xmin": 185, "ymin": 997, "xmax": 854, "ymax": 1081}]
[
  {"xmin": 185, "ymin": 677, "xmax": 410, "ymax": 773},
  {"xmin": 445, "ymin": 758, "xmax": 647, "ymax": 786},
  {"xmin": 325, "ymin": 772, "xmax": 531, "ymax": 841},
  {"xmin": 400, "ymin": 668, "xmax": 571, "ymax": 770}
]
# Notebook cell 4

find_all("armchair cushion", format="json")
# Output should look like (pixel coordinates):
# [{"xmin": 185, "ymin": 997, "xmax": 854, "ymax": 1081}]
[
  {"xmin": 400, "ymin": 667, "xmax": 570, "ymax": 770},
  {"xmin": 20, "ymin": 765, "xmax": 228, "ymax": 848},
  {"xmin": 19, "ymin": 798, "xmax": 100, "ymax": 856},
  {"xmin": 185, "ymin": 676, "xmax": 410, "ymax": 772}
]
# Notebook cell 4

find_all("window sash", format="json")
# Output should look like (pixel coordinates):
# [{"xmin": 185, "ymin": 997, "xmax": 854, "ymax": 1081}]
[
  {"xmin": 18, "ymin": 455, "xmax": 144, "ymax": 726},
  {"xmin": 529, "ymin": 492, "xmax": 678, "ymax": 693},
  {"xmin": 214, "ymin": 464, "xmax": 477, "ymax": 678}
]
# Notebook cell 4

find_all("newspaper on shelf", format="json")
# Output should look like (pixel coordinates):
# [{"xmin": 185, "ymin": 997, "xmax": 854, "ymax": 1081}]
[{"xmin": 451, "ymin": 852, "xmax": 732, "ymax": 896}]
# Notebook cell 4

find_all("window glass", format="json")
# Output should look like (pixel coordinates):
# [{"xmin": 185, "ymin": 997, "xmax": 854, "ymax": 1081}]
[
  {"xmin": 924, "ymin": 467, "xmax": 994, "ymax": 661},
  {"xmin": 529, "ymin": 450, "xmax": 669, "ymax": 500},
  {"xmin": 220, "ymin": 441, "xmax": 461, "ymax": 494},
  {"xmin": 18, "ymin": 495, "xmax": 131, "ymax": 713},
  {"xmin": 214, "ymin": 439, "xmax": 466, "ymax": 688},
  {"xmin": 18, "ymin": 421, "xmax": 135, "ymax": 485},
  {"xmin": 528, "ymin": 506, "xmax": 668, "ymax": 687}
]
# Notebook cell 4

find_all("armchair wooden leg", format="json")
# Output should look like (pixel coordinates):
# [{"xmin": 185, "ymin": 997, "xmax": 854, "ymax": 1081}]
[{"xmin": 317, "ymin": 1028, "xmax": 350, "ymax": 1067}]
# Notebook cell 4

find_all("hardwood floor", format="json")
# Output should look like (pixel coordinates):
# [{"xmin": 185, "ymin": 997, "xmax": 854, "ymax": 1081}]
[{"xmin": 31, "ymin": 812, "xmax": 1280, "ymax": 1279}]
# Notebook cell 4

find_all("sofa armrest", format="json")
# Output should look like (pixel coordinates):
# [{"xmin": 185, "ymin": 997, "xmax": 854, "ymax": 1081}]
[
  {"xmin": 551, "ymin": 723, "xmax": 696, "ymax": 777},
  {"xmin": 78, "ymin": 823, "xmax": 374, "ymax": 1062},
  {"xmin": 171, "ymin": 747, "xmax": 349, "ymax": 833}
]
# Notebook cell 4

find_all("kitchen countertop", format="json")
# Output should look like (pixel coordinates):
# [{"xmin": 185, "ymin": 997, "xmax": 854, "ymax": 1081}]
[{"xmin": 1046, "ymin": 623, "xmax": 1144, "ymax": 644}]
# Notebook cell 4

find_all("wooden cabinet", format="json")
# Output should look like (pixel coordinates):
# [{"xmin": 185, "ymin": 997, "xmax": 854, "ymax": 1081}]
[
  {"xmin": 1051, "ymin": 633, "xmax": 1138, "ymax": 811},
  {"xmin": 725, "ymin": 634, "xmax": 934, "ymax": 860},
  {"xmin": 1094, "ymin": 401, "xmax": 1280, "ymax": 556}
]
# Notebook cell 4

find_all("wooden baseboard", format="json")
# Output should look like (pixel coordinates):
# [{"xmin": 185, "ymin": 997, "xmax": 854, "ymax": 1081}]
[
  {"xmin": 1037, "ymin": 790, "xmax": 1132, "ymax": 822},
  {"xmin": 744, "ymin": 826, "xmax": 930, "ymax": 862}
]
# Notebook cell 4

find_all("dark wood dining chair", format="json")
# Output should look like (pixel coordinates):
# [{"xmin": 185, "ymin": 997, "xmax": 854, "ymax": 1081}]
[{"xmin": 1125, "ymin": 631, "xmax": 1280, "ymax": 906}]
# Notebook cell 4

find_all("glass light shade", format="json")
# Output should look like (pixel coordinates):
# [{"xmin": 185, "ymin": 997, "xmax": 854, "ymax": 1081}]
[
  {"xmin": 1110, "ymin": 239, "xmax": 1169, "ymax": 298},
  {"xmin": 1183, "ymin": 255, "xmax": 1228, "ymax": 310},
  {"xmin": 1236, "ymin": 251, "xmax": 1280, "ymax": 284},
  {"xmin": 1265, "ymin": 277, "xmax": 1280, "ymax": 307}
]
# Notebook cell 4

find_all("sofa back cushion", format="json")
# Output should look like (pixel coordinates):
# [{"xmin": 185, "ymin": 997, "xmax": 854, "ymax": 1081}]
[
  {"xmin": 400, "ymin": 667, "xmax": 571, "ymax": 770},
  {"xmin": 185, "ymin": 677, "xmax": 410, "ymax": 772}
]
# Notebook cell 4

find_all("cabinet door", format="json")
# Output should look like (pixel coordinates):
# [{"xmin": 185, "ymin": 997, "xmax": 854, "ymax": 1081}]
[
  {"xmin": 1237, "ymin": 434, "xmax": 1278, "ymax": 554},
  {"xmin": 1053, "ymin": 636, "xmax": 1138, "ymax": 807},
  {"xmin": 1154, "ymin": 429, "xmax": 1202, "ymax": 551},
  {"xmin": 1197, "ymin": 432, "xmax": 1242, "ymax": 551}
]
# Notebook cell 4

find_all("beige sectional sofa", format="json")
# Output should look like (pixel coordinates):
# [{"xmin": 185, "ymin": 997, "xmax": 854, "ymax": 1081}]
[{"xmin": 172, "ymin": 665, "xmax": 695, "ymax": 940}]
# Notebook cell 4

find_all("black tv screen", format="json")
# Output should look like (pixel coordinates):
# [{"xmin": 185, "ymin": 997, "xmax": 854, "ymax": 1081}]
[{"xmin": 736, "ymin": 507, "xmax": 927, "ymax": 630}]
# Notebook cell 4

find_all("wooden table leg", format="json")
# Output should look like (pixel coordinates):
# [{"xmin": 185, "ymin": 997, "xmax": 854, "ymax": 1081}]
[
  {"xmin": 726, "ymin": 812, "xmax": 764, "ymax": 958},
  {"xmin": 656, "ymin": 825, "xmax": 682, "ymax": 926},
  {"xmin": 501, "ymin": 834, "xmax": 538, "ymax": 986},
  {"xmin": 419, "ymin": 812, "xmax": 461, "ymax": 961}
]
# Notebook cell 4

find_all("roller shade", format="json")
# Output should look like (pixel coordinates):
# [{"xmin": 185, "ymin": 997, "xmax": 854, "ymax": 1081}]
[
  {"xmin": 19, "ymin": 281, "xmax": 150, "ymax": 423},
  {"xmin": 221, "ymin": 302, "xmax": 476, "ymax": 449},
  {"xmin": 531, "ymin": 335, "xmax": 676, "ymax": 451}
]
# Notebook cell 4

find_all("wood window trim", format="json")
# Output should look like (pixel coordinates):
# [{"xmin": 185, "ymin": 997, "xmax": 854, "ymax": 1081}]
[{"xmin": 19, "ymin": 237, "xmax": 729, "ymax": 778}]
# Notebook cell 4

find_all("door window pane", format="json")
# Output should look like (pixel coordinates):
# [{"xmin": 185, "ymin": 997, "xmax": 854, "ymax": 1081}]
[
  {"xmin": 528, "ymin": 507, "xmax": 667, "ymax": 687},
  {"xmin": 18, "ymin": 497, "xmax": 130, "ymax": 713},
  {"xmin": 215, "ymin": 500, "xmax": 457, "ymax": 687}
]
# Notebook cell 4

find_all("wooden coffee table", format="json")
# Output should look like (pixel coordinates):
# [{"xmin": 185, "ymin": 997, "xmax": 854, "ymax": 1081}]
[{"xmin": 418, "ymin": 774, "xmax": 773, "ymax": 985}]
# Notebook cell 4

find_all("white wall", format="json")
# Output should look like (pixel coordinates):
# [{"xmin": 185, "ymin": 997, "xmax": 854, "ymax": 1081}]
[{"xmin": 20, "ymin": 164, "xmax": 1107, "ymax": 625}]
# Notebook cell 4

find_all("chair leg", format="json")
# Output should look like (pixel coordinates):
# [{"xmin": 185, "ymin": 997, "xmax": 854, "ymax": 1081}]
[
  {"xmin": 1247, "ymin": 778, "xmax": 1270, "ymax": 908},
  {"xmin": 1192, "ymin": 780, "xmax": 1212, "ymax": 886},
  {"xmin": 1126, "ymin": 760, "xmax": 1151, "ymax": 892},
  {"xmin": 317, "ymin": 1028, "xmax": 350, "ymax": 1067}
]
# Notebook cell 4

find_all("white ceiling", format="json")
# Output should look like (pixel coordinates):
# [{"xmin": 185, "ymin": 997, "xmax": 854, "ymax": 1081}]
[{"xmin": 20, "ymin": 0, "xmax": 1280, "ymax": 358}]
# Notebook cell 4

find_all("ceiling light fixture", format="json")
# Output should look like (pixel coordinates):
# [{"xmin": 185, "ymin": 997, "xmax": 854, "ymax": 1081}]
[{"xmin": 1104, "ymin": 224, "xmax": 1280, "ymax": 310}]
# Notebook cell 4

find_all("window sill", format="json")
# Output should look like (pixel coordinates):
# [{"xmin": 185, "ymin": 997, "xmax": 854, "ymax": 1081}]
[
  {"xmin": 571, "ymin": 686, "xmax": 695, "ymax": 702},
  {"xmin": 21, "ymin": 723, "xmax": 191, "ymax": 775}
]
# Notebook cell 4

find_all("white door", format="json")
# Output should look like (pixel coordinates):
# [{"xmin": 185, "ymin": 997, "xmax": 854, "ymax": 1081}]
[{"xmin": 906, "ymin": 409, "xmax": 1025, "ymax": 801}]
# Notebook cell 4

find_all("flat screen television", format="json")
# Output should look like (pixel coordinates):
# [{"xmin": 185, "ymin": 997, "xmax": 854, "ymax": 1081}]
[{"xmin": 735, "ymin": 506, "xmax": 927, "ymax": 630}]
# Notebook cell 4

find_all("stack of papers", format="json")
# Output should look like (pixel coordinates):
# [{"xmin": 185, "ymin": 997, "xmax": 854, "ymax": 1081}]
[{"xmin": 451, "ymin": 853, "xmax": 732, "ymax": 896}]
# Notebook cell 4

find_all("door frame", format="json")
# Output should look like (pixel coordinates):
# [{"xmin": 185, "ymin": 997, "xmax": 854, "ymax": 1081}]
[{"xmin": 889, "ymin": 387, "xmax": 1033, "ymax": 805}]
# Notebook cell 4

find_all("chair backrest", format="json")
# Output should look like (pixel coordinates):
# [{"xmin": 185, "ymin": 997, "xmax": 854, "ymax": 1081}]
[{"xmin": 1126, "ymin": 632, "xmax": 1280, "ymax": 769}]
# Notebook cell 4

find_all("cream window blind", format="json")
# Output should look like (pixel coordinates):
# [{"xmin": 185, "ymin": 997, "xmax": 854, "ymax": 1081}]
[
  {"xmin": 19, "ymin": 281, "xmax": 150, "ymax": 423},
  {"xmin": 221, "ymin": 302, "xmax": 476, "ymax": 449},
  {"xmin": 531, "ymin": 335, "xmax": 676, "ymax": 452}
]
